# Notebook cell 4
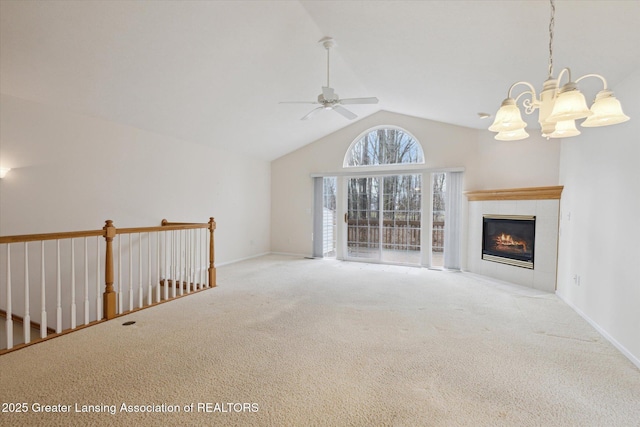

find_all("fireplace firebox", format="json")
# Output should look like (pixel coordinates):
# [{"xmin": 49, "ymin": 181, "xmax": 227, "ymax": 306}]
[{"xmin": 482, "ymin": 215, "xmax": 535, "ymax": 269}]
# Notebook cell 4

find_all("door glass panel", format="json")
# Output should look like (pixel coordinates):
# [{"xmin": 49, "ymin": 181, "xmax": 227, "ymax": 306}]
[
  {"xmin": 347, "ymin": 174, "xmax": 421, "ymax": 265},
  {"xmin": 347, "ymin": 177, "xmax": 380, "ymax": 261},
  {"xmin": 381, "ymin": 174, "xmax": 421, "ymax": 265}
]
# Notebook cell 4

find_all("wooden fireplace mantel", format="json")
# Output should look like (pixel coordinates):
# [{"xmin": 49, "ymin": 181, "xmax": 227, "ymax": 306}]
[{"xmin": 464, "ymin": 186, "xmax": 563, "ymax": 201}]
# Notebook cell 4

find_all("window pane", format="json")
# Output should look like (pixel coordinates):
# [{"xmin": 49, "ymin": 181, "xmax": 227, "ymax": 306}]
[{"xmin": 345, "ymin": 127, "xmax": 424, "ymax": 167}]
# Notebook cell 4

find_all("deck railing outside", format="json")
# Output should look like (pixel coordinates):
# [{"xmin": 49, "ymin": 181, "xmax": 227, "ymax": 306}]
[{"xmin": 346, "ymin": 220, "xmax": 445, "ymax": 252}]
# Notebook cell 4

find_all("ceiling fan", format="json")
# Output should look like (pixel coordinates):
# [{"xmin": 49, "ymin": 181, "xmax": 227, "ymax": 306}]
[{"xmin": 280, "ymin": 37, "xmax": 379, "ymax": 120}]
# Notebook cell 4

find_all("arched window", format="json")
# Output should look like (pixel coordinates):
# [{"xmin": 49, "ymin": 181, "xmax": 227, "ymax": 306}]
[{"xmin": 344, "ymin": 126, "xmax": 424, "ymax": 167}]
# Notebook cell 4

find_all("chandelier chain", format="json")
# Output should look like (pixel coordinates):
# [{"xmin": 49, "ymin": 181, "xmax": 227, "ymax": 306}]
[{"xmin": 548, "ymin": 0, "xmax": 555, "ymax": 78}]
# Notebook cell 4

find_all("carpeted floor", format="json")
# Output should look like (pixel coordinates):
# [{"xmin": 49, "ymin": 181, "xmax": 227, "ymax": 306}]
[{"xmin": 1, "ymin": 255, "xmax": 639, "ymax": 426}]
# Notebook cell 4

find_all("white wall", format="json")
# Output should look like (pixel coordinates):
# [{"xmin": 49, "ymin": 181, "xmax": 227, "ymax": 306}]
[
  {"xmin": 474, "ymin": 131, "xmax": 561, "ymax": 190},
  {"xmin": 271, "ymin": 110, "xmax": 561, "ymax": 260},
  {"xmin": 0, "ymin": 94, "xmax": 271, "ymax": 265},
  {"xmin": 556, "ymin": 68, "xmax": 640, "ymax": 367}
]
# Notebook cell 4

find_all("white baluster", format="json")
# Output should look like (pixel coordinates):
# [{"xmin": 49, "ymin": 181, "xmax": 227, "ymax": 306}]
[
  {"xmin": 156, "ymin": 232, "xmax": 160, "ymax": 303},
  {"xmin": 197, "ymin": 229, "xmax": 201, "ymax": 288},
  {"xmin": 194, "ymin": 228, "xmax": 199, "ymax": 290},
  {"xmin": 187, "ymin": 230, "xmax": 191, "ymax": 291},
  {"xmin": 183, "ymin": 230, "xmax": 188, "ymax": 294},
  {"xmin": 24, "ymin": 242, "xmax": 30, "ymax": 344},
  {"xmin": 202, "ymin": 228, "xmax": 207, "ymax": 287},
  {"xmin": 197, "ymin": 228, "xmax": 201, "ymax": 289},
  {"xmin": 178, "ymin": 230, "xmax": 184, "ymax": 295},
  {"xmin": 6, "ymin": 244, "xmax": 13, "ymax": 349},
  {"xmin": 198, "ymin": 228, "xmax": 202, "ymax": 288},
  {"xmin": 118, "ymin": 235, "xmax": 122, "ymax": 314},
  {"xmin": 56, "ymin": 240, "xmax": 62, "ymax": 333},
  {"xmin": 71, "ymin": 239, "xmax": 76, "ymax": 329},
  {"xmin": 147, "ymin": 232, "xmax": 152, "ymax": 306},
  {"xmin": 193, "ymin": 229, "xmax": 198, "ymax": 290},
  {"xmin": 191, "ymin": 229, "xmax": 195, "ymax": 291},
  {"xmin": 164, "ymin": 231, "xmax": 170, "ymax": 300},
  {"xmin": 185, "ymin": 229, "xmax": 190, "ymax": 294},
  {"xmin": 172, "ymin": 230, "xmax": 177, "ymax": 297},
  {"xmin": 192, "ymin": 229, "xmax": 197, "ymax": 290},
  {"xmin": 40, "ymin": 241, "xmax": 47, "ymax": 339},
  {"xmin": 84, "ymin": 237, "xmax": 89, "ymax": 325},
  {"xmin": 192, "ymin": 229, "xmax": 196, "ymax": 291},
  {"xmin": 129, "ymin": 234, "xmax": 133, "ymax": 311},
  {"xmin": 186, "ymin": 229, "xmax": 190, "ymax": 292},
  {"xmin": 172, "ymin": 230, "xmax": 177, "ymax": 298},
  {"xmin": 96, "ymin": 236, "xmax": 101, "ymax": 320},
  {"xmin": 138, "ymin": 232, "xmax": 143, "ymax": 308}
]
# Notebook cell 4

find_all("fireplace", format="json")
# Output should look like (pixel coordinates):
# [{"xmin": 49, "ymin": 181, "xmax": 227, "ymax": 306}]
[{"xmin": 482, "ymin": 215, "xmax": 535, "ymax": 269}]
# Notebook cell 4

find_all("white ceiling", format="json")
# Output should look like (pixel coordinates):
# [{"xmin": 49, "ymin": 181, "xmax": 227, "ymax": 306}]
[{"xmin": 1, "ymin": 1, "xmax": 638, "ymax": 161}]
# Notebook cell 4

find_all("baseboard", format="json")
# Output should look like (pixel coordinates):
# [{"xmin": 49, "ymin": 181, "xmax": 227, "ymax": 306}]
[
  {"xmin": 268, "ymin": 251, "xmax": 310, "ymax": 258},
  {"xmin": 556, "ymin": 291, "xmax": 640, "ymax": 371},
  {"xmin": 215, "ymin": 252, "xmax": 271, "ymax": 267},
  {"xmin": 215, "ymin": 252, "xmax": 310, "ymax": 267}
]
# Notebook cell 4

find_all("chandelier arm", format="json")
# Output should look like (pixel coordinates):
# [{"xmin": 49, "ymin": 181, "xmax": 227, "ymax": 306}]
[
  {"xmin": 507, "ymin": 81, "xmax": 538, "ymax": 100},
  {"xmin": 575, "ymin": 73, "xmax": 608, "ymax": 90},
  {"xmin": 507, "ymin": 82, "xmax": 539, "ymax": 114},
  {"xmin": 513, "ymin": 90, "xmax": 534, "ymax": 104},
  {"xmin": 515, "ymin": 92, "xmax": 537, "ymax": 115},
  {"xmin": 556, "ymin": 67, "xmax": 572, "ymax": 87}
]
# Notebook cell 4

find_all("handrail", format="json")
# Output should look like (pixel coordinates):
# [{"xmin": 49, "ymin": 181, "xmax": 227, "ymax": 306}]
[
  {"xmin": 117, "ymin": 224, "xmax": 206, "ymax": 234},
  {"xmin": 161, "ymin": 219, "xmax": 208, "ymax": 226},
  {"xmin": 0, "ymin": 220, "xmax": 212, "ymax": 242},
  {"xmin": 0, "ymin": 229, "xmax": 103, "ymax": 244},
  {"xmin": 118, "ymin": 219, "xmax": 209, "ymax": 234}
]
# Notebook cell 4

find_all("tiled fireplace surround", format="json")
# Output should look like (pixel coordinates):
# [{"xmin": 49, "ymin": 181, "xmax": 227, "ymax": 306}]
[{"xmin": 466, "ymin": 187, "xmax": 563, "ymax": 293}]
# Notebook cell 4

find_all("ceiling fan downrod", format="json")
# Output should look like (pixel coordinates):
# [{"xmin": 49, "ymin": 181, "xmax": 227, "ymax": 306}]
[{"xmin": 319, "ymin": 37, "xmax": 336, "ymax": 88}]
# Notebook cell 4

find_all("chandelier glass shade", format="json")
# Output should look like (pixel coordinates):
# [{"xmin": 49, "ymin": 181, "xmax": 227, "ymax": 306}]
[{"xmin": 489, "ymin": 0, "xmax": 629, "ymax": 141}]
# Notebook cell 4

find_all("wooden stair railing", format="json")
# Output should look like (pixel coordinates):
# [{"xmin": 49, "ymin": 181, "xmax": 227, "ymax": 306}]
[
  {"xmin": 102, "ymin": 217, "xmax": 216, "ymax": 320},
  {"xmin": 0, "ymin": 217, "xmax": 216, "ymax": 354}
]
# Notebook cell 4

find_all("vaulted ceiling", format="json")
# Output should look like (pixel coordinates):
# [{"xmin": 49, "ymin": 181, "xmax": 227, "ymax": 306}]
[{"xmin": 1, "ymin": 1, "xmax": 638, "ymax": 160}]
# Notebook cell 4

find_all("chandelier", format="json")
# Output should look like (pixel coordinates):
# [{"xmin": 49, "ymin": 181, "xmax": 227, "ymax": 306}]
[{"xmin": 488, "ymin": 0, "xmax": 629, "ymax": 141}]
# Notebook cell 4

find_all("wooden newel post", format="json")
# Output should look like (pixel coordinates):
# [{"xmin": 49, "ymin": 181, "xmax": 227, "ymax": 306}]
[
  {"xmin": 208, "ymin": 217, "xmax": 216, "ymax": 288},
  {"xmin": 103, "ymin": 220, "xmax": 117, "ymax": 319}
]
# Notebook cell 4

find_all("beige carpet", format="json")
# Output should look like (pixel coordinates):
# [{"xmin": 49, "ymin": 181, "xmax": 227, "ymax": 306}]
[{"xmin": 1, "ymin": 255, "xmax": 639, "ymax": 426}]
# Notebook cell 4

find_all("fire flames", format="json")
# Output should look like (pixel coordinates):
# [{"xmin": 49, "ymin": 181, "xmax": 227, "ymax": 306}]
[{"xmin": 495, "ymin": 233, "xmax": 527, "ymax": 252}]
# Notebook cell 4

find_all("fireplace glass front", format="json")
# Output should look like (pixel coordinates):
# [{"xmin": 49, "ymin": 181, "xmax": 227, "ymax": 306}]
[{"xmin": 482, "ymin": 215, "xmax": 535, "ymax": 269}]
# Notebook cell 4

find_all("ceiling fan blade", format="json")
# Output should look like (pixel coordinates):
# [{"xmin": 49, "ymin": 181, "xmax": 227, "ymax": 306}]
[
  {"xmin": 301, "ymin": 106, "xmax": 324, "ymax": 121},
  {"xmin": 332, "ymin": 105, "xmax": 357, "ymax": 120},
  {"xmin": 279, "ymin": 101, "xmax": 319, "ymax": 104},
  {"xmin": 322, "ymin": 86, "xmax": 337, "ymax": 101},
  {"xmin": 340, "ymin": 97, "xmax": 379, "ymax": 105}
]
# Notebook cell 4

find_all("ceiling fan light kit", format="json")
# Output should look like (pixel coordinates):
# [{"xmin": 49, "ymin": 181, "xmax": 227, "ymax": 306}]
[
  {"xmin": 280, "ymin": 37, "xmax": 378, "ymax": 120},
  {"xmin": 489, "ymin": 0, "xmax": 629, "ymax": 141}
]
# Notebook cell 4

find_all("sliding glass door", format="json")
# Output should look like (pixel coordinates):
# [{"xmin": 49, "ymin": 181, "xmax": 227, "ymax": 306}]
[{"xmin": 346, "ymin": 174, "xmax": 422, "ymax": 265}]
